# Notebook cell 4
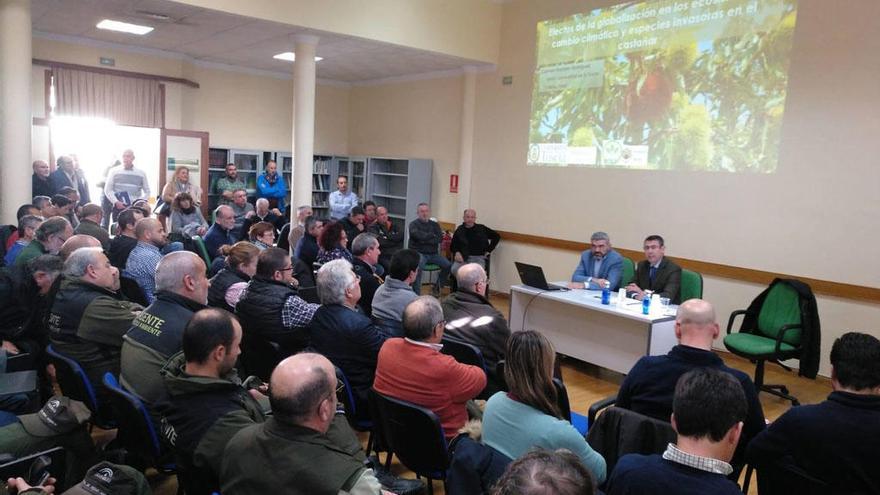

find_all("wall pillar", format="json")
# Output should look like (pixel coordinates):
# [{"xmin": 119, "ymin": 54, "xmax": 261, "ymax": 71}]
[
  {"xmin": 0, "ymin": 0, "xmax": 32, "ymax": 222},
  {"xmin": 456, "ymin": 66, "xmax": 477, "ymax": 215},
  {"xmin": 290, "ymin": 34, "xmax": 318, "ymax": 220}
]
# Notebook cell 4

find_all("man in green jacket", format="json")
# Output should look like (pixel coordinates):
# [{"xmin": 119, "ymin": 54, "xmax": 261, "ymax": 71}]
[{"xmin": 160, "ymin": 308, "xmax": 267, "ymax": 493}]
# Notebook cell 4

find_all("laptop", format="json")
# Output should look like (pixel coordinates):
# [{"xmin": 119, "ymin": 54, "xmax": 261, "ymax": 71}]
[{"xmin": 514, "ymin": 262, "xmax": 569, "ymax": 291}]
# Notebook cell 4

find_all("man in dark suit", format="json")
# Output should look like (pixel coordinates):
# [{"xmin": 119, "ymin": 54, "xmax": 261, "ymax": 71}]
[
  {"xmin": 626, "ymin": 234, "xmax": 681, "ymax": 304},
  {"xmin": 50, "ymin": 155, "xmax": 90, "ymax": 203}
]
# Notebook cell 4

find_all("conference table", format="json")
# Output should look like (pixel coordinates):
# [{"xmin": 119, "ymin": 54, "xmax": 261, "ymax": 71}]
[{"xmin": 508, "ymin": 284, "xmax": 677, "ymax": 375}]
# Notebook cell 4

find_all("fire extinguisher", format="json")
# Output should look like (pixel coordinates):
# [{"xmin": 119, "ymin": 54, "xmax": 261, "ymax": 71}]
[{"xmin": 441, "ymin": 230, "xmax": 453, "ymax": 259}]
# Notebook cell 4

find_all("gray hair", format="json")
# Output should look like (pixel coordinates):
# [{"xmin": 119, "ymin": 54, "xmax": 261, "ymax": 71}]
[
  {"xmin": 18, "ymin": 215, "xmax": 43, "ymax": 233},
  {"xmin": 455, "ymin": 263, "xmax": 486, "ymax": 292},
  {"xmin": 255, "ymin": 198, "xmax": 269, "ymax": 209},
  {"xmin": 402, "ymin": 296, "xmax": 444, "ymax": 341},
  {"xmin": 214, "ymin": 204, "xmax": 233, "ymax": 220},
  {"xmin": 296, "ymin": 205, "xmax": 311, "ymax": 214},
  {"xmin": 35, "ymin": 217, "xmax": 71, "ymax": 243},
  {"xmin": 316, "ymin": 259, "xmax": 356, "ymax": 305},
  {"xmin": 155, "ymin": 251, "xmax": 203, "ymax": 293},
  {"xmin": 590, "ymin": 231, "xmax": 610, "ymax": 243},
  {"xmin": 351, "ymin": 233, "xmax": 378, "ymax": 257},
  {"xmin": 63, "ymin": 247, "xmax": 104, "ymax": 278}
]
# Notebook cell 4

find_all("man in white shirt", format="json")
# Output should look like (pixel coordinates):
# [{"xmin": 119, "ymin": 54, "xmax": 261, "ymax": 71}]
[{"xmin": 329, "ymin": 175, "xmax": 358, "ymax": 220}]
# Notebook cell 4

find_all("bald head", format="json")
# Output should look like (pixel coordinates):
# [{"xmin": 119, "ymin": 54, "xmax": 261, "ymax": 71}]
[
  {"xmin": 59, "ymin": 234, "xmax": 101, "ymax": 261},
  {"xmin": 675, "ymin": 299, "xmax": 720, "ymax": 349},
  {"xmin": 155, "ymin": 251, "xmax": 209, "ymax": 304},
  {"xmin": 269, "ymin": 353, "xmax": 336, "ymax": 430},
  {"xmin": 455, "ymin": 263, "xmax": 486, "ymax": 292}
]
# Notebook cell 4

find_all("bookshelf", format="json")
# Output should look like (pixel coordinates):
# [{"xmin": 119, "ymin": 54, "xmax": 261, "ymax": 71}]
[{"xmin": 366, "ymin": 158, "xmax": 432, "ymax": 246}]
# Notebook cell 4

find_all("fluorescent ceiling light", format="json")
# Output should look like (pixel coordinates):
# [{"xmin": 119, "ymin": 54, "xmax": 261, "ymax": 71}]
[
  {"xmin": 96, "ymin": 19, "xmax": 154, "ymax": 35},
  {"xmin": 273, "ymin": 52, "xmax": 323, "ymax": 62}
]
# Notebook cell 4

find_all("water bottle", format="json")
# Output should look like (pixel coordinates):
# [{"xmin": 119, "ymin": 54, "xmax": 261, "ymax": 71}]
[
  {"xmin": 601, "ymin": 281, "xmax": 611, "ymax": 305},
  {"xmin": 642, "ymin": 291, "xmax": 651, "ymax": 315}
]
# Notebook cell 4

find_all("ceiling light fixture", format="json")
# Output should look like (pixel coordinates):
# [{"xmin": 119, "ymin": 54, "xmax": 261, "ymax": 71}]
[
  {"xmin": 96, "ymin": 19, "xmax": 154, "ymax": 35},
  {"xmin": 273, "ymin": 52, "xmax": 323, "ymax": 62}
]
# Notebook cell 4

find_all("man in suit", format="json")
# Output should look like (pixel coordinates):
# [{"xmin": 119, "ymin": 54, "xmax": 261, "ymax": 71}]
[
  {"xmin": 50, "ymin": 155, "xmax": 90, "ymax": 204},
  {"xmin": 626, "ymin": 234, "xmax": 681, "ymax": 304},
  {"xmin": 567, "ymin": 231, "xmax": 624, "ymax": 290}
]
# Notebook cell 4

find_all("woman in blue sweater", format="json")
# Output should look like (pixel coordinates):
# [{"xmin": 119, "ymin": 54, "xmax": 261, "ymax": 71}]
[{"xmin": 482, "ymin": 331, "xmax": 607, "ymax": 484}]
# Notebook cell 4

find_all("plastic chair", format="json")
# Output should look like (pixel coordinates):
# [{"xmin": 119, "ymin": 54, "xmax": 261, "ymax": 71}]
[
  {"xmin": 422, "ymin": 263, "xmax": 441, "ymax": 288},
  {"xmin": 370, "ymin": 389, "xmax": 449, "ymax": 495},
  {"xmin": 620, "ymin": 257, "xmax": 636, "ymax": 286},
  {"xmin": 679, "ymin": 269, "xmax": 703, "ymax": 301},
  {"xmin": 45, "ymin": 345, "xmax": 114, "ymax": 429},
  {"xmin": 192, "ymin": 235, "xmax": 212, "ymax": 266},
  {"xmin": 102, "ymin": 373, "xmax": 173, "ymax": 472}
]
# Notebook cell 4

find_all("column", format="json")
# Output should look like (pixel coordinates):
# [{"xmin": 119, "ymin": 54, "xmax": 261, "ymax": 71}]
[
  {"xmin": 0, "ymin": 0, "xmax": 32, "ymax": 222},
  {"xmin": 290, "ymin": 34, "xmax": 318, "ymax": 220},
  {"xmin": 456, "ymin": 66, "xmax": 477, "ymax": 213}
]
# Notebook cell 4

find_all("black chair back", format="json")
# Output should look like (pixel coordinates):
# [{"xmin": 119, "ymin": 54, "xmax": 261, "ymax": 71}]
[
  {"xmin": 757, "ymin": 460, "xmax": 830, "ymax": 495},
  {"xmin": 239, "ymin": 332, "xmax": 284, "ymax": 382},
  {"xmin": 119, "ymin": 276, "xmax": 149, "ymax": 306},
  {"xmin": 373, "ymin": 317, "xmax": 404, "ymax": 338},
  {"xmin": 586, "ymin": 406, "xmax": 677, "ymax": 475},
  {"xmin": 553, "ymin": 378, "xmax": 572, "ymax": 423},
  {"xmin": 440, "ymin": 337, "xmax": 486, "ymax": 371},
  {"xmin": 101, "ymin": 373, "xmax": 166, "ymax": 469}
]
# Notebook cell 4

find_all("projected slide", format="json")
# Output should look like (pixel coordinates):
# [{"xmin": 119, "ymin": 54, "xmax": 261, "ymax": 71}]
[{"xmin": 527, "ymin": 0, "xmax": 798, "ymax": 172}]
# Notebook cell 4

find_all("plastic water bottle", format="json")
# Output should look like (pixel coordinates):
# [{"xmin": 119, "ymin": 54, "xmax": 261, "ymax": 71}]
[
  {"xmin": 601, "ymin": 281, "xmax": 611, "ymax": 305},
  {"xmin": 642, "ymin": 293, "xmax": 651, "ymax": 315}
]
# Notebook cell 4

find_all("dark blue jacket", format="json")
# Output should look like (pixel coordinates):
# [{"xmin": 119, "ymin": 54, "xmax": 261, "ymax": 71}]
[
  {"xmin": 606, "ymin": 454, "xmax": 743, "ymax": 495},
  {"xmin": 204, "ymin": 224, "xmax": 236, "ymax": 259}
]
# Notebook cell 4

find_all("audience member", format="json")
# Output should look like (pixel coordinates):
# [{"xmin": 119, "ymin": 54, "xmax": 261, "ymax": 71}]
[
  {"xmin": 248, "ymin": 221, "xmax": 276, "ymax": 250},
  {"xmin": 362, "ymin": 200, "xmax": 377, "ymax": 227},
  {"xmin": 120, "ymin": 251, "xmax": 208, "ymax": 405},
  {"xmin": 50, "ymin": 155, "xmax": 89, "ymax": 202},
  {"xmin": 169, "ymin": 192, "xmax": 208, "ymax": 238},
  {"xmin": 328, "ymin": 175, "xmax": 358, "ymax": 220},
  {"xmin": 14, "ymin": 217, "xmax": 71, "ymax": 267},
  {"xmin": 6, "ymin": 460, "xmax": 149, "ymax": 495},
  {"xmin": 73, "ymin": 203, "xmax": 109, "ymax": 250},
  {"xmin": 373, "ymin": 296, "xmax": 486, "ymax": 440},
  {"xmin": 567, "ymin": 231, "xmax": 624, "ymax": 291},
  {"xmin": 625, "ymin": 234, "xmax": 682, "ymax": 304},
  {"xmin": 256, "ymin": 160, "xmax": 287, "ymax": 212},
  {"xmin": 58, "ymin": 234, "xmax": 101, "ymax": 262},
  {"xmin": 4, "ymin": 215, "xmax": 42, "ymax": 266},
  {"xmin": 50, "ymin": 194, "xmax": 77, "ymax": 228},
  {"xmin": 123, "ymin": 218, "xmax": 168, "ymax": 303},
  {"xmin": 371, "ymin": 249, "xmax": 420, "ymax": 325},
  {"xmin": 241, "ymin": 197, "xmax": 283, "ymax": 238},
  {"xmin": 208, "ymin": 241, "xmax": 260, "ymax": 312},
  {"xmin": 369, "ymin": 205, "xmax": 403, "ymax": 274},
  {"xmin": 104, "ymin": 149, "xmax": 150, "ymax": 219},
  {"xmin": 450, "ymin": 208, "xmax": 500, "ymax": 276},
  {"xmin": 229, "ymin": 189, "xmax": 255, "ymax": 240},
  {"xmin": 31, "ymin": 160, "xmax": 53, "ymax": 199},
  {"xmin": 131, "ymin": 198, "xmax": 153, "ymax": 218},
  {"xmin": 160, "ymin": 308, "xmax": 267, "ymax": 491},
  {"xmin": 747, "ymin": 332, "xmax": 880, "ymax": 493},
  {"xmin": 214, "ymin": 163, "xmax": 246, "ymax": 206},
  {"xmin": 2, "ymin": 204, "xmax": 39, "ymax": 258},
  {"xmin": 294, "ymin": 215, "xmax": 323, "ymax": 267},
  {"xmin": 492, "ymin": 448, "xmax": 597, "ymax": 495},
  {"xmin": 310, "ymin": 259, "xmax": 388, "ymax": 419},
  {"xmin": 162, "ymin": 164, "xmax": 203, "ymax": 208},
  {"xmin": 482, "ymin": 331, "xmax": 606, "ymax": 484},
  {"xmin": 443, "ymin": 263, "xmax": 511, "ymax": 393},
  {"xmin": 350, "ymin": 232, "xmax": 383, "ymax": 316},
  {"xmin": 605, "ymin": 368, "xmax": 747, "ymax": 495},
  {"xmin": 408, "ymin": 202, "xmax": 451, "ymax": 295},
  {"xmin": 32, "ymin": 195, "xmax": 54, "ymax": 219},
  {"xmin": 235, "ymin": 247, "xmax": 319, "ymax": 353},
  {"xmin": 316, "ymin": 220, "xmax": 353, "ymax": 264},
  {"xmin": 287, "ymin": 205, "xmax": 313, "ymax": 251},
  {"xmin": 340, "ymin": 205, "xmax": 366, "ymax": 250},
  {"xmin": 108, "ymin": 208, "xmax": 143, "ymax": 269},
  {"xmin": 204, "ymin": 205, "xmax": 237, "ymax": 259},
  {"xmin": 0, "ymin": 254, "xmax": 62, "ymax": 354},
  {"xmin": 48, "ymin": 247, "xmax": 143, "ymax": 416}
]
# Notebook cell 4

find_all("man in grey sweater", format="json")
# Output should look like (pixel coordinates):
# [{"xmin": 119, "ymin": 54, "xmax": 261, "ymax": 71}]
[{"xmin": 371, "ymin": 250, "xmax": 420, "ymax": 331}]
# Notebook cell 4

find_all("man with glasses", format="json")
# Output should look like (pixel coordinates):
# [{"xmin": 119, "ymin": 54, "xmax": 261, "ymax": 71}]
[
  {"xmin": 567, "ymin": 231, "xmax": 624, "ymax": 291},
  {"xmin": 14, "ymin": 217, "xmax": 72, "ymax": 267},
  {"xmin": 235, "ymin": 247, "xmax": 319, "ymax": 354}
]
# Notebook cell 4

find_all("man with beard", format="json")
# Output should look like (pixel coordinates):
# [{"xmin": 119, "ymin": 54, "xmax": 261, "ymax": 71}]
[{"xmin": 123, "ymin": 218, "xmax": 168, "ymax": 303}]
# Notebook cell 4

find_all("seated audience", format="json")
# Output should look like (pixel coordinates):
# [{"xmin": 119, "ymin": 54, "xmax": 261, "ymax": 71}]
[
  {"xmin": 14, "ymin": 217, "xmax": 71, "ymax": 267},
  {"xmin": 169, "ymin": 192, "xmax": 208, "ymax": 238},
  {"xmin": 73, "ymin": 203, "xmax": 109, "ymax": 250},
  {"xmin": 32, "ymin": 195, "xmax": 54, "ymax": 219},
  {"xmin": 160, "ymin": 308, "xmax": 267, "ymax": 492},
  {"xmin": 408, "ymin": 202, "xmax": 451, "ymax": 295},
  {"xmin": 248, "ymin": 221, "xmax": 276, "ymax": 250},
  {"xmin": 2, "ymin": 204, "xmax": 41, "ymax": 256},
  {"xmin": 747, "ymin": 332, "xmax": 880, "ymax": 493},
  {"xmin": 442, "ymin": 263, "xmax": 511, "ymax": 393},
  {"xmin": 567, "ymin": 231, "xmax": 624, "ymax": 291},
  {"xmin": 492, "ymin": 448, "xmax": 597, "ymax": 495},
  {"xmin": 294, "ymin": 215, "xmax": 323, "ymax": 267},
  {"xmin": 120, "ymin": 251, "xmax": 208, "ymax": 405},
  {"xmin": 0, "ymin": 254, "xmax": 62, "ymax": 355},
  {"xmin": 51, "ymin": 194, "xmax": 78, "ymax": 228},
  {"xmin": 7, "ymin": 460, "xmax": 148, "ymax": 495},
  {"xmin": 204, "ymin": 205, "xmax": 237, "ymax": 260},
  {"xmin": 482, "ymin": 331, "xmax": 606, "ymax": 484},
  {"xmin": 123, "ymin": 218, "xmax": 168, "ymax": 303},
  {"xmin": 48, "ymin": 247, "xmax": 143, "ymax": 416},
  {"xmin": 362, "ymin": 201, "xmax": 377, "ymax": 227},
  {"xmin": 4, "ymin": 215, "xmax": 42, "ymax": 266},
  {"xmin": 310, "ymin": 259, "xmax": 388, "ymax": 419},
  {"xmin": 208, "ymin": 241, "xmax": 260, "ymax": 312},
  {"xmin": 373, "ymin": 296, "xmax": 486, "ymax": 440},
  {"xmin": 369, "ymin": 205, "xmax": 403, "ymax": 274},
  {"xmin": 235, "ymin": 247, "xmax": 319, "ymax": 353},
  {"xmin": 450, "ymin": 208, "xmax": 500, "ymax": 276},
  {"xmin": 108, "ymin": 208, "xmax": 143, "ymax": 269},
  {"xmin": 625, "ymin": 234, "xmax": 681, "ymax": 303},
  {"xmin": 221, "ymin": 353, "xmax": 421, "ymax": 494},
  {"xmin": 340, "ymin": 205, "xmax": 366, "ymax": 250},
  {"xmin": 615, "ymin": 299, "xmax": 764, "ymax": 475},
  {"xmin": 230, "ymin": 189, "xmax": 255, "ymax": 240},
  {"xmin": 371, "ymin": 249, "xmax": 420, "ymax": 326},
  {"xmin": 605, "ymin": 368, "xmax": 747, "ymax": 495},
  {"xmin": 287, "ymin": 205, "xmax": 313, "ymax": 251},
  {"xmin": 58, "ymin": 234, "xmax": 101, "ymax": 262},
  {"xmin": 350, "ymin": 232, "xmax": 383, "ymax": 316},
  {"xmin": 241, "ymin": 197, "xmax": 283, "ymax": 237},
  {"xmin": 316, "ymin": 220, "xmax": 353, "ymax": 264},
  {"xmin": 162, "ymin": 164, "xmax": 202, "ymax": 207}
]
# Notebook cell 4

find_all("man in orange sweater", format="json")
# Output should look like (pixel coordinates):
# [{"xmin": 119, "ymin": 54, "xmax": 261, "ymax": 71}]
[{"xmin": 373, "ymin": 296, "xmax": 486, "ymax": 440}]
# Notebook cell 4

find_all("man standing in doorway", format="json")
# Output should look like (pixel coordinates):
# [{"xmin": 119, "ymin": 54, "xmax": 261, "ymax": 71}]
[{"xmin": 104, "ymin": 149, "xmax": 150, "ymax": 221}]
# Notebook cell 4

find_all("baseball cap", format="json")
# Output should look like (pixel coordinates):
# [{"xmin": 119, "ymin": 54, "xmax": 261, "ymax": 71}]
[
  {"xmin": 64, "ymin": 462, "xmax": 150, "ymax": 495},
  {"xmin": 19, "ymin": 396, "xmax": 91, "ymax": 437}
]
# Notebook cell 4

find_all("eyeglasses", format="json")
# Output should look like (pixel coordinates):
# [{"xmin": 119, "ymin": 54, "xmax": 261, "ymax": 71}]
[{"xmin": 278, "ymin": 266, "xmax": 294, "ymax": 272}]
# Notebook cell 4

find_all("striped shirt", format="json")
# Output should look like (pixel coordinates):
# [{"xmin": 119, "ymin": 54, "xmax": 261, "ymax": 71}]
[{"xmin": 105, "ymin": 166, "xmax": 150, "ymax": 204}]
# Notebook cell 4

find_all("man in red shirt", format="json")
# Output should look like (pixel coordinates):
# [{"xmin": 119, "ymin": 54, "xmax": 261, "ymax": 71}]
[{"xmin": 373, "ymin": 296, "xmax": 486, "ymax": 440}]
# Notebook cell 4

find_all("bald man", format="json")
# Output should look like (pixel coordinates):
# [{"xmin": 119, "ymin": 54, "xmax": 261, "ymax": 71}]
[
  {"xmin": 31, "ymin": 159, "xmax": 53, "ymax": 198},
  {"xmin": 123, "ymin": 218, "xmax": 168, "ymax": 303},
  {"xmin": 204, "ymin": 205, "xmax": 237, "ymax": 259},
  {"xmin": 615, "ymin": 299, "xmax": 765, "ymax": 477},
  {"xmin": 221, "ymin": 353, "xmax": 423, "ymax": 494},
  {"xmin": 58, "ymin": 234, "xmax": 101, "ymax": 261},
  {"xmin": 450, "ymin": 208, "xmax": 500, "ymax": 276}
]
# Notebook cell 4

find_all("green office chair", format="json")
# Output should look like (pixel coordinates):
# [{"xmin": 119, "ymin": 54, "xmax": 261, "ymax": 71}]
[
  {"xmin": 620, "ymin": 257, "xmax": 635, "ymax": 286},
  {"xmin": 679, "ymin": 269, "xmax": 703, "ymax": 301},
  {"xmin": 723, "ymin": 281, "xmax": 805, "ymax": 406},
  {"xmin": 192, "ymin": 236, "xmax": 212, "ymax": 268}
]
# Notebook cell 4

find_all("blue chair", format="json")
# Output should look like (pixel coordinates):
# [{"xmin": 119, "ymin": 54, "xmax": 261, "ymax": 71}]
[
  {"xmin": 335, "ymin": 367, "xmax": 376, "ymax": 457},
  {"xmin": 101, "ymin": 373, "xmax": 172, "ymax": 472},
  {"xmin": 45, "ymin": 345, "xmax": 114, "ymax": 429}
]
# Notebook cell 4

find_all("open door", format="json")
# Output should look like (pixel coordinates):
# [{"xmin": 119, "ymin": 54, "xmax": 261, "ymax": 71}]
[{"xmin": 160, "ymin": 129, "xmax": 210, "ymax": 217}]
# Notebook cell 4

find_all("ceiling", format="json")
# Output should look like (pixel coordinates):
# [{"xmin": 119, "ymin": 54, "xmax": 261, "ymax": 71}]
[{"xmin": 31, "ymin": 0, "xmax": 492, "ymax": 83}]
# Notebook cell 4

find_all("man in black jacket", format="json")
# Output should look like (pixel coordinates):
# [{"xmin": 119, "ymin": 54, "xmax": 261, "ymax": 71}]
[
  {"xmin": 625, "ymin": 234, "xmax": 681, "ymax": 304},
  {"xmin": 350, "ymin": 233, "xmax": 383, "ymax": 317},
  {"xmin": 294, "ymin": 216, "xmax": 323, "ymax": 268},
  {"xmin": 340, "ymin": 206, "xmax": 366, "ymax": 251},
  {"xmin": 407, "ymin": 203, "xmax": 450, "ymax": 295},
  {"xmin": 450, "ymin": 209, "xmax": 500, "ymax": 276},
  {"xmin": 369, "ymin": 206, "xmax": 403, "ymax": 274}
]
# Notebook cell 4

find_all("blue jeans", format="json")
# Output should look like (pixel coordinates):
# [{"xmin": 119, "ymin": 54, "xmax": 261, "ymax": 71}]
[{"xmin": 415, "ymin": 253, "xmax": 452, "ymax": 292}]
